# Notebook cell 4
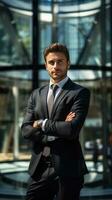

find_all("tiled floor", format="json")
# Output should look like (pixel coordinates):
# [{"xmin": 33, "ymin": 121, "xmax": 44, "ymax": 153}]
[{"xmin": 0, "ymin": 160, "xmax": 112, "ymax": 200}]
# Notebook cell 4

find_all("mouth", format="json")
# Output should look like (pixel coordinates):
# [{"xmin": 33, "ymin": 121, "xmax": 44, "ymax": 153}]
[
  {"xmin": 53, "ymin": 70, "xmax": 60, "ymax": 74},
  {"xmin": 53, "ymin": 73, "xmax": 60, "ymax": 77}
]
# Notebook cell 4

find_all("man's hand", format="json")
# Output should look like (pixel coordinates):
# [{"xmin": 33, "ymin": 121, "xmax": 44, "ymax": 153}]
[
  {"xmin": 33, "ymin": 120, "xmax": 43, "ymax": 128},
  {"xmin": 65, "ymin": 112, "xmax": 76, "ymax": 121}
]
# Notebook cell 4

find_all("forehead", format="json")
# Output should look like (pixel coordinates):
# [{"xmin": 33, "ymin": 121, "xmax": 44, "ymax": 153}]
[{"xmin": 46, "ymin": 52, "xmax": 67, "ymax": 61}]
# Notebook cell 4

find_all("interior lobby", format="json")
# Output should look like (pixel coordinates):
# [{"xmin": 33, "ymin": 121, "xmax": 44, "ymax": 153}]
[{"xmin": 0, "ymin": 0, "xmax": 112, "ymax": 199}]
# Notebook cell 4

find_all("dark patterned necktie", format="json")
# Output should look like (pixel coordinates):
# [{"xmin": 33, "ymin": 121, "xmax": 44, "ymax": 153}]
[
  {"xmin": 47, "ymin": 84, "xmax": 59, "ymax": 117},
  {"xmin": 43, "ymin": 85, "xmax": 58, "ymax": 157}
]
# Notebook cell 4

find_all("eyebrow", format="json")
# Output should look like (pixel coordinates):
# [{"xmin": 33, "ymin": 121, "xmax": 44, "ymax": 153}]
[{"xmin": 48, "ymin": 59, "xmax": 65, "ymax": 62}]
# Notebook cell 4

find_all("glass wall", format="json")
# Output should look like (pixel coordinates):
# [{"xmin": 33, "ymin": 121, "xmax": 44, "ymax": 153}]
[
  {"xmin": 0, "ymin": 1, "xmax": 32, "ymax": 65},
  {"xmin": 0, "ymin": 0, "xmax": 112, "ymax": 199},
  {"xmin": 39, "ymin": 0, "xmax": 112, "ymax": 66},
  {"xmin": 0, "ymin": 71, "xmax": 32, "ymax": 160}
]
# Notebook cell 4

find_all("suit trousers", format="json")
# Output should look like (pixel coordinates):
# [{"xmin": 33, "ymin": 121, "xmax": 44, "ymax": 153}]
[
  {"xmin": 57, "ymin": 176, "xmax": 84, "ymax": 200},
  {"xmin": 25, "ymin": 155, "xmax": 59, "ymax": 200},
  {"xmin": 25, "ymin": 156, "xmax": 84, "ymax": 200}
]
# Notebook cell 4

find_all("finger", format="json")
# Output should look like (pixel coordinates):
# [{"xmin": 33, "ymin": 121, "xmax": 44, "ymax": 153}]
[
  {"xmin": 70, "ymin": 112, "xmax": 76, "ymax": 117},
  {"xmin": 68, "ymin": 112, "xmax": 75, "ymax": 116},
  {"xmin": 68, "ymin": 112, "xmax": 73, "ymax": 116},
  {"xmin": 33, "ymin": 121, "xmax": 38, "ymax": 128}
]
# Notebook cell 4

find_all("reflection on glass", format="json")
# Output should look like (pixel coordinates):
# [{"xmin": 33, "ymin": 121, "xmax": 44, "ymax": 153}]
[
  {"xmin": 0, "ymin": 0, "xmax": 112, "ymax": 199},
  {"xmin": 0, "ymin": 3, "xmax": 32, "ymax": 65},
  {"xmin": 0, "ymin": 71, "xmax": 32, "ymax": 161}
]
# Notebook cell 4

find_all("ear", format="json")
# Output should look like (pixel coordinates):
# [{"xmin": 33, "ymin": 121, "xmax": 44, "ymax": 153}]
[
  {"xmin": 67, "ymin": 61, "xmax": 70, "ymax": 69},
  {"xmin": 45, "ymin": 62, "xmax": 47, "ymax": 69}
]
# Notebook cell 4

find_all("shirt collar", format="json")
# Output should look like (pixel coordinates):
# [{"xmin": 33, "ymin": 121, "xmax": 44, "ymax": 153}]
[{"xmin": 49, "ymin": 76, "xmax": 69, "ymax": 89}]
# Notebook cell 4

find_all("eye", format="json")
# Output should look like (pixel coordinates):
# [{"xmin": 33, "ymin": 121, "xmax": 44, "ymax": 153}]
[
  {"xmin": 48, "ymin": 59, "xmax": 64, "ymax": 66},
  {"xmin": 57, "ymin": 60, "xmax": 63, "ymax": 64},
  {"xmin": 48, "ymin": 60, "xmax": 55, "ymax": 65}
]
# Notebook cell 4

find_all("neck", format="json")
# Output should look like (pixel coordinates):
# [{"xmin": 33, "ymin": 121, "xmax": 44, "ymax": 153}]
[{"xmin": 50, "ymin": 76, "xmax": 67, "ymax": 84}]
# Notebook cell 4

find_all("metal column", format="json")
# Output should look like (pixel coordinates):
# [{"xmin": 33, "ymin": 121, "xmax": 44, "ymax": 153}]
[
  {"xmin": 32, "ymin": 0, "xmax": 39, "ymax": 89},
  {"xmin": 100, "ymin": 0, "xmax": 109, "ymax": 187}
]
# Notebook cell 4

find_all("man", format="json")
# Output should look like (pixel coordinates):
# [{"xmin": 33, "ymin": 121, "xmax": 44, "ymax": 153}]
[{"xmin": 21, "ymin": 43, "xmax": 90, "ymax": 200}]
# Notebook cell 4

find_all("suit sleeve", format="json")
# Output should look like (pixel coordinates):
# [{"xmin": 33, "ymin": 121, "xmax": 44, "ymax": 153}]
[
  {"xmin": 44, "ymin": 88, "xmax": 90, "ymax": 140},
  {"xmin": 21, "ymin": 91, "xmax": 46, "ymax": 143}
]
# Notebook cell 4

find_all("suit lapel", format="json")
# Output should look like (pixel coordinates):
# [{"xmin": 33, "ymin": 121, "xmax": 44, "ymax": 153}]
[
  {"xmin": 39, "ymin": 85, "xmax": 49, "ymax": 118},
  {"xmin": 39, "ymin": 79, "xmax": 74, "ymax": 119},
  {"xmin": 51, "ymin": 78, "xmax": 73, "ymax": 118}
]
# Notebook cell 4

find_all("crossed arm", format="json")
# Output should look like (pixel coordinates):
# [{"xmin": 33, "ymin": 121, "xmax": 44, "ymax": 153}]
[
  {"xmin": 33, "ymin": 112, "xmax": 76, "ymax": 128},
  {"xmin": 21, "ymin": 88, "xmax": 90, "ymax": 141},
  {"xmin": 32, "ymin": 89, "xmax": 90, "ymax": 140}
]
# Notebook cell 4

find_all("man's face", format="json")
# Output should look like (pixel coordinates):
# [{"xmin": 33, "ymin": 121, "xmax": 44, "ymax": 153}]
[{"xmin": 45, "ymin": 52, "xmax": 70, "ymax": 83}]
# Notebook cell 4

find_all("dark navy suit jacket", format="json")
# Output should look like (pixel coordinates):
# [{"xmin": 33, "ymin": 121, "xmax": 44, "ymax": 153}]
[{"xmin": 21, "ymin": 78, "xmax": 90, "ymax": 178}]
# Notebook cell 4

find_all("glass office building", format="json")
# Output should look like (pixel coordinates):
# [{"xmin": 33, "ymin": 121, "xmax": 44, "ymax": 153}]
[{"xmin": 0, "ymin": 0, "xmax": 112, "ymax": 199}]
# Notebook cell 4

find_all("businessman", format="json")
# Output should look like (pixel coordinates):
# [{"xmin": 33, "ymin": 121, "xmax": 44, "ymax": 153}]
[{"xmin": 21, "ymin": 43, "xmax": 90, "ymax": 200}]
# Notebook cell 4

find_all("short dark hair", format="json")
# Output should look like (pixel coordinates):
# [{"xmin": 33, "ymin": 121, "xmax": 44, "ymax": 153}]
[{"xmin": 43, "ymin": 43, "xmax": 70, "ymax": 62}]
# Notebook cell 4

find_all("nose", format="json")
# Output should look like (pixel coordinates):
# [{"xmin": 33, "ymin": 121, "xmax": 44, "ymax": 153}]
[{"xmin": 54, "ymin": 61, "xmax": 58, "ymax": 68}]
